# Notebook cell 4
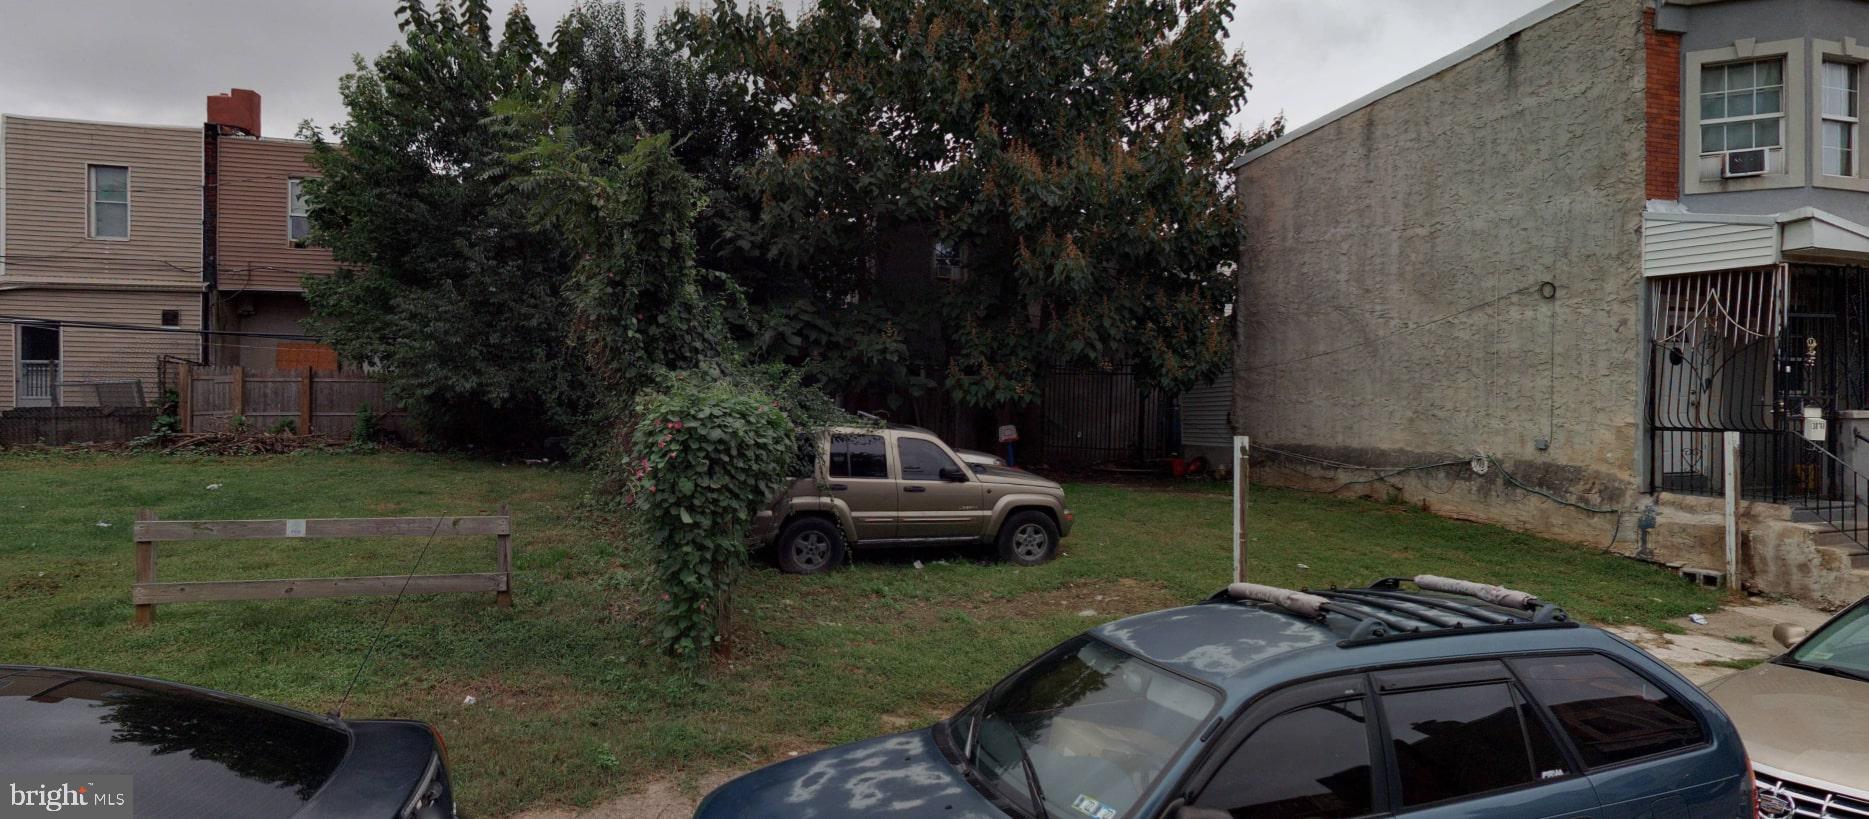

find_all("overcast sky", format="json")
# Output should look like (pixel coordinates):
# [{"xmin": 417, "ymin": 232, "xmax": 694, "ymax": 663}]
[{"xmin": 0, "ymin": 0, "xmax": 1549, "ymax": 138}]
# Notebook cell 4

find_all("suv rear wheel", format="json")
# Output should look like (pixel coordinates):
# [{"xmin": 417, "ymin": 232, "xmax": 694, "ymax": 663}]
[
  {"xmin": 997, "ymin": 511, "xmax": 1059, "ymax": 566},
  {"xmin": 777, "ymin": 517, "xmax": 846, "ymax": 575}
]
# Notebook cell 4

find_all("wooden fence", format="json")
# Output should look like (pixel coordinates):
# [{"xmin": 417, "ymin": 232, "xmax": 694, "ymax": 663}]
[
  {"xmin": 175, "ymin": 363, "xmax": 409, "ymax": 438},
  {"xmin": 130, "ymin": 505, "xmax": 513, "ymax": 626},
  {"xmin": 0, "ymin": 407, "xmax": 159, "ymax": 446}
]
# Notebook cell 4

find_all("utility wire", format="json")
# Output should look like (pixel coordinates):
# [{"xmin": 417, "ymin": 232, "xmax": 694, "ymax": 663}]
[
  {"xmin": 0, "ymin": 174, "xmax": 326, "ymax": 194},
  {"xmin": 0, "ymin": 314, "xmax": 320, "ymax": 341},
  {"xmin": 331, "ymin": 514, "xmax": 448, "ymax": 720},
  {"xmin": 1253, "ymin": 443, "xmax": 1625, "ymax": 550}
]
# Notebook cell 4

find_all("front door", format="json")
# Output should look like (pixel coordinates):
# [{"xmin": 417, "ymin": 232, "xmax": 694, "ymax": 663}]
[
  {"xmin": 16, "ymin": 324, "xmax": 60, "ymax": 407},
  {"xmin": 894, "ymin": 433, "xmax": 986, "ymax": 539}
]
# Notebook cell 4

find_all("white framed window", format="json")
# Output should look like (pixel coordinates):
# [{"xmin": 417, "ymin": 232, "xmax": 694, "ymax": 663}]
[
  {"xmin": 1822, "ymin": 60, "xmax": 1860, "ymax": 177},
  {"xmin": 88, "ymin": 164, "xmax": 129, "ymax": 240},
  {"xmin": 1700, "ymin": 59, "xmax": 1786, "ymax": 156},
  {"xmin": 287, "ymin": 178, "xmax": 311, "ymax": 244}
]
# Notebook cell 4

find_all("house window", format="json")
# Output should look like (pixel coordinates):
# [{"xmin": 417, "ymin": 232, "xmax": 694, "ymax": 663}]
[
  {"xmin": 1823, "ymin": 61, "xmax": 1860, "ymax": 177},
  {"xmin": 287, "ymin": 178, "xmax": 311, "ymax": 243},
  {"xmin": 1700, "ymin": 59, "xmax": 1785, "ymax": 156},
  {"xmin": 159, "ymin": 310, "xmax": 181, "ymax": 329},
  {"xmin": 931, "ymin": 240, "xmax": 966, "ymax": 282},
  {"xmin": 89, "ymin": 165, "xmax": 130, "ymax": 239}
]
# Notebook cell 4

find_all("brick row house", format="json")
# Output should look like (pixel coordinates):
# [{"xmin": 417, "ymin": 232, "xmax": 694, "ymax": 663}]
[
  {"xmin": 1236, "ymin": 0, "xmax": 1869, "ymax": 607},
  {"xmin": 0, "ymin": 89, "xmax": 335, "ymax": 410}
]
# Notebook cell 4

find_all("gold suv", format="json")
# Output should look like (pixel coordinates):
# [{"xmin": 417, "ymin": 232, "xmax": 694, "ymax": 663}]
[
  {"xmin": 751, "ymin": 425, "xmax": 1073, "ymax": 574},
  {"xmin": 1703, "ymin": 596, "xmax": 1869, "ymax": 818}
]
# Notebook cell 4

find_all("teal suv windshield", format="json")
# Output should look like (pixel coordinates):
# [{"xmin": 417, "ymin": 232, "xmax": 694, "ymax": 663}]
[{"xmin": 953, "ymin": 637, "xmax": 1217, "ymax": 819}]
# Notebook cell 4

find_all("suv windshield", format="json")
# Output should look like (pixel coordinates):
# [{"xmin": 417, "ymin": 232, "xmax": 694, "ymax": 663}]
[
  {"xmin": 954, "ymin": 637, "xmax": 1216, "ymax": 819},
  {"xmin": 1788, "ymin": 602, "xmax": 1869, "ymax": 680}
]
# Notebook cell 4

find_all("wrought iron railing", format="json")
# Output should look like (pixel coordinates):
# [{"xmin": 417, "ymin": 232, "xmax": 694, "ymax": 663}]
[
  {"xmin": 1779, "ymin": 430, "xmax": 1869, "ymax": 549},
  {"xmin": 17, "ymin": 361, "xmax": 59, "ymax": 406}
]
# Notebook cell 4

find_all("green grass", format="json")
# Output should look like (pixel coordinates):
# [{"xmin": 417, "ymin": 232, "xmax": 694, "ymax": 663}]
[{"xmin": 0, "ymin": 452, "xmax": 1717, "ymax": 815}]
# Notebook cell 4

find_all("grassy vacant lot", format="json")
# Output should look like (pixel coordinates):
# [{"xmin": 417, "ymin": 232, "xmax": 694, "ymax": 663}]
[{"xmin": 0, "ymin": 452, "xmax": 1716, "ymax": 816}]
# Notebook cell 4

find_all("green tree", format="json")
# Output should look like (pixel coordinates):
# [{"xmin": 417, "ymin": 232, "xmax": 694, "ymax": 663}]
[
  {"xmin": 302, "ymin": 0, "xmax": 580, "ymax": 447},
  {"xmin": 678, "ymin": 0, "xmax": 1252, "ymax": 411}
]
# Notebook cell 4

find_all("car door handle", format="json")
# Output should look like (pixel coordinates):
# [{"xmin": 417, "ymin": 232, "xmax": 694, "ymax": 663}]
[
  {"xmin": 828, "ymin": 484, "xmax": 848, "ymax": 491},
  {"xmin": 904, "ymin": 486, "xmax": 926, "ymax": 493}
]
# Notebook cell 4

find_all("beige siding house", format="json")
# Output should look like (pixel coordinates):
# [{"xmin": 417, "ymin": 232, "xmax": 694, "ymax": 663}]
[
  {"xmin": 210, "ymin": 133, "xmax": 340, "ymax": 370},
  {"xmin": 0, "ymin": 115, "xmax": 203, "ymax": 408}
]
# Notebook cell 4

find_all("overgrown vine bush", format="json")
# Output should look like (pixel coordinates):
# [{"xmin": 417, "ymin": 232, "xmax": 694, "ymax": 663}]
[{"xmin": 628, "ymin": 373, "xmax": 795, "ymax": 659}]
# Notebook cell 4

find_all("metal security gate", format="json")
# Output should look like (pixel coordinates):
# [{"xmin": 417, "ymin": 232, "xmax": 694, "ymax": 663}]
[
  {"xmin": 1647, "ymin": 267, "xmax": 1784, "ymax": 497},
  {"xmin": 1648, "ymin": 264, "xmax": 1869, "ymax": 501}
]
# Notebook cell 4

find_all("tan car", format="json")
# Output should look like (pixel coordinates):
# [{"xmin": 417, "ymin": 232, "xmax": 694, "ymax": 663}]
[
  {"xmin": 1703, "ymin": 597, "xmax": 1869, "ymax": 817},
  {"xmin": 751, "ymin": 425, "xmax": 1072, "ymax": 574}
]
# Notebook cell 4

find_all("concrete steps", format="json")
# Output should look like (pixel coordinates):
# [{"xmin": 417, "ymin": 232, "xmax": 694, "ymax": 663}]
[{"xmin": 1811, "ymin": 525, "xmax": 1869, "ymax": 545}]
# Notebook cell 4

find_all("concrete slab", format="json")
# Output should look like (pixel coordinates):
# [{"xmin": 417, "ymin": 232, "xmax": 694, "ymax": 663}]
[{"xmin": 1607, "ymin": 599, "xmax": 1834, "ymax": 687}]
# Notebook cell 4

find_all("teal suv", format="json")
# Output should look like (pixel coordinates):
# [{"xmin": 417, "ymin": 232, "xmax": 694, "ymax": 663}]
[{"xmin": 696, "ymin": 575, "xmax": 1755, "ymax": 819}]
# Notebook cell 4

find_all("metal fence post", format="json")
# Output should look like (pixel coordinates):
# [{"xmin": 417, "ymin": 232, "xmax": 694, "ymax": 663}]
[
  {"xmin": 178, "ymin": 363, "xmax": 193, "ymax": 433},
  {"xmin": 1234, "ymin": 435, "xmax": 1250, "ymax": 584}
]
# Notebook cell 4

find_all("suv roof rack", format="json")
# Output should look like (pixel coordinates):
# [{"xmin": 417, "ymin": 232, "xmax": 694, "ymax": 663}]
[{"xmin": 1216, "ymin": 575, "xmax": 1573, "ymax": 645}]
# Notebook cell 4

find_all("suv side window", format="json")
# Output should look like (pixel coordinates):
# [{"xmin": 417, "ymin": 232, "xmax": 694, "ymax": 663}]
[
  {"xmin": 1379, "ymin": 681, "xmax": 1569, "ymax": 807},
  {"xmin": 828, "ymin": 434, "xmax": 888, "ymax": 479},
  {"xmin": 1509, "ymin": 655, "xmax": 1704, "ymax": 768},
  {"xmin": 898, "ymin": 437, "xmax": 960, "ymax": 481},
  {"xmin": 1195, "ymin": 698, "xmax": 1376, "ymax": 818}
]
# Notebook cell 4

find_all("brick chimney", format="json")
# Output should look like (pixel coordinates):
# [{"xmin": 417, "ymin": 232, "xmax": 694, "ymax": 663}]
[{"xmin": 206, "ymin": 89, "xmax": 261, "ymax": 137}]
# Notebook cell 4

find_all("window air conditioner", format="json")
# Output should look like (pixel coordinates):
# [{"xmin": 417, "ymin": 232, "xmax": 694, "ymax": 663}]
[{"xmin": 1722, "ymin": 148, "xmax": 1769, "ymax": 178}]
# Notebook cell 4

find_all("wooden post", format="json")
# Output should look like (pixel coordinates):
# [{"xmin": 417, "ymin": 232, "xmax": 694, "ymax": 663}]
[
  {"xmin": 298, "ymin": 368, "xmax": 314, "ymax": 436},
  {"xmin": 1723, "ymin": 431, "xmax": 1741, "ymax": 591},
  {"xmin": 134, "ymin": 509, "xmax": 157, "ymax": 627},
  {"xmin": 1233, "ymin": 435, "xmax": 1250, "ymax": 584},
  {"xmin": 495, "ymin": 502, "xmax": 513, "ymax": 609},
  {"xmin": 231, "ymin": 366, "xmax": 246, "ymax": 422},
  {"xmin": 177, "ymin": 363, "xmax": 193, "ymax": 433}
]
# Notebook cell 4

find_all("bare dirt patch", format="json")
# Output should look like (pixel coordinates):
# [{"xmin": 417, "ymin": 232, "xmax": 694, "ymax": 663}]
[
  {"xmin": 413, "ymin": 672, "xmax": 601, "ymax": 714},
  {"xmin": 509, "ymin": 769, "xmax": 743, "ymax": 819},
  {"xmin": 957, "ymin": 577, "xmax": 1183, "ymax": 622}
]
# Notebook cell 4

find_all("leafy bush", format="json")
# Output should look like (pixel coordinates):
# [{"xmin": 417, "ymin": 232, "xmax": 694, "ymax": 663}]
[
  {"xmin": 352, "ymin": 405, "xmax": 380, "ymax": 445},
  {"xmin": 627, "ymin": 373, "xmax": 796, "ymax": 660},
  {"xmin": 149, "ymin": 388, "xmax": 182, "ymax": 436}
]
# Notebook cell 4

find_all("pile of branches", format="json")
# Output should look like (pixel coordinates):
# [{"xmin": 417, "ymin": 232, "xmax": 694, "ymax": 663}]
[{"xmin": 134, "ymin": 431, "xmax": 386, "ymax": 455}]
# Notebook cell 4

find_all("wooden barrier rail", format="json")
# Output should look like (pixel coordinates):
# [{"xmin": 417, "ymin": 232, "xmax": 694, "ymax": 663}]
[{"xmin": 131, "ymin": 504, "xmax": 513, "ymax": 626}]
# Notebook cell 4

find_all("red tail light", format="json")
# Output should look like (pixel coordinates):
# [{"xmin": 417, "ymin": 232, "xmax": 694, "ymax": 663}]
[{"xmin": 428, "ymin": 723, "xmax": 448, "ymax": 766}]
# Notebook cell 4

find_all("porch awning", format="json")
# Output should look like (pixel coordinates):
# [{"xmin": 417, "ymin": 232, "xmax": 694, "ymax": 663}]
[
  {"xmin": 1644, "ymin": 207, "xmax": 1869, "ymax": 276},
  {"xmin": 1778, "ymin": 207, "xmax": 1869, "ymax": 264}
]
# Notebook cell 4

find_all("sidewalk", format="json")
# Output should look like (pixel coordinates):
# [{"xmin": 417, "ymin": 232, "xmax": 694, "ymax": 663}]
[{"xmin": 1606, "ymin": 599, "xmax": 1834, "ymax": 686}]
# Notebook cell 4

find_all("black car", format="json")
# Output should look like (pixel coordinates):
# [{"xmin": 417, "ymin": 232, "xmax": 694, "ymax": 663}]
[{"xmin": 0, "ymin": 665, "xmax": 453, "ymax": 819}]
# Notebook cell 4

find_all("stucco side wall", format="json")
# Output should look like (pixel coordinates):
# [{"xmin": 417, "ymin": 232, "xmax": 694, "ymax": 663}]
[{"xmin": 1236, "ymin": 0, "xmax": 1650, "ymax": 545}]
